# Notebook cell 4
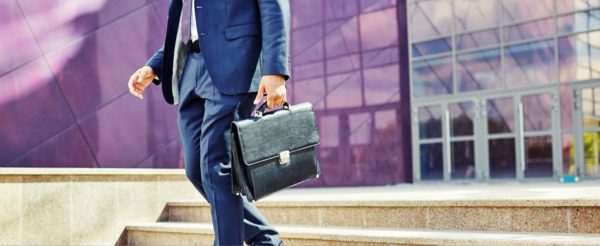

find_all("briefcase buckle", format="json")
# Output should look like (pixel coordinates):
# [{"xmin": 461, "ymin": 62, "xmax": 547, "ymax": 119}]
[{"xmin": 279, "ymin": 150, "xmax": 290, "ymax": 165}]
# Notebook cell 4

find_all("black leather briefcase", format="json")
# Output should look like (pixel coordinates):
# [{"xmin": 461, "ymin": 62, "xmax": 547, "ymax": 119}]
[{"xmin": 230, "ymin": 102, "xmax": 320, "ymax": 201}]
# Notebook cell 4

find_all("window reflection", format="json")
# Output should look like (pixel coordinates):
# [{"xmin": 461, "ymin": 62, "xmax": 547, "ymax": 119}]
[
  {"xmin": 456, "ymin": 29, "xmax": 500, "ymax": 50},
  {"xmin": 502, "ymin": 0, "xmax": 553, "ymax": 23},
  {"xmin": 449, "ymin": 102, "xmax": 475, "ymax": 136},
  {"xmin": 413, "ymin": 56, "xmax": 453, "ymax": 97},
  {"xmin": 409, "ymin": 0, "xmax": 453, "ymax": 40},
  {"xmin": 451, "ymin": 141, "xmax": 475, "ymax": 179},
  {"xmin": 582, "ymin": 87, "xmax": 600, "ymax": 128},
  {"xmin": 420, "ymin": 143, "xmax": 444, "ymax": 180},
  {"xmin": 557, "ymin": 0, "xmax": 600, "ymax": 13},
  {"xmin": 557, "ymin": 8, "xmax": 600, "ymax": 34},
  {"xmin": 487, "ymin": 97, "xmax": 514, "ymax": 134},
  {"xmin": 419, "ymin": 105, "xmax": 442, "ymax": 139},
  {"xmin": 489, "ymin": 138, "xmax": 516, "ymax": 178},
  {"xmin": 457, "ymin": 49, "xmax": 502, "ymax": 92},
  {"xmin": 503, "ymin": 18, "xmax": 554, "ymax": 42},
  {"xmin": 524, "ymin": 136, "xmax": 554, "ymax": 178},
  {"xmin": 505, "ymin": 40, "xmax": 555, "ymax": 87},
  {"xmin": 412, "ymin": 37, "xmax": 451, "ymax": 58},
  {"xmin": 454, "ymin": 0, "xmax": 499, "ymax": 32},
  {"xmin": 522, "ymin": 93, "xmax": 553, "ymax": 132},
  {"xmin": 584, "ymin": 131, "xmax": 600, "ymax": 177}
]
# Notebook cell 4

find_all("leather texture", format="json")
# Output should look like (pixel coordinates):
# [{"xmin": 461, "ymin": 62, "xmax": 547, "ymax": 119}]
[{"xmin": 231, "ymin": 102, "xmax": 320, "ymax": 201}]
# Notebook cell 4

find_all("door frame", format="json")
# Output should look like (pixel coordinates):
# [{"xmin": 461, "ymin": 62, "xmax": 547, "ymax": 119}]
[{"xmin": 572, "ymin": 80, "xmax": 600, "ymax": 179}]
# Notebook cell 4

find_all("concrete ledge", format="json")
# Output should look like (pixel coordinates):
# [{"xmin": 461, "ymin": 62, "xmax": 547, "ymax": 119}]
[{"xmin": 0, "ymin": 168, "xmax": 197, "ymax": 245}]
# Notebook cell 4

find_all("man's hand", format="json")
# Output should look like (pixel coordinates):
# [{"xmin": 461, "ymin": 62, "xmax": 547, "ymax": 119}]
[
  {"xmin": 253, "ymin": 75, "xmax": 287, "ymax": 109},
  {"xmin": 127, "ymin": 66, "xmax": 155, "ymax": 99}
]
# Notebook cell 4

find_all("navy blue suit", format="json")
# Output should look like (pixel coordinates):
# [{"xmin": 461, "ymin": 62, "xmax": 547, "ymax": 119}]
[{"xmin": 145, "ymin": 0, "xmax": 290, "ymax": 245}]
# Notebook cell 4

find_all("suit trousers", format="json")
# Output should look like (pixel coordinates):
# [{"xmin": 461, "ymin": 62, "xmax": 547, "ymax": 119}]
[{"xmin": 177, "ymin": 51, "xmax": 281, "ymax": 246}]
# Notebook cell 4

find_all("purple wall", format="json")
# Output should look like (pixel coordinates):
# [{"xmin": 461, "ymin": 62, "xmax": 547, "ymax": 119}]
[{"xmin": 0, "ymin": 0, "xmax": 411, "ymax": 186}]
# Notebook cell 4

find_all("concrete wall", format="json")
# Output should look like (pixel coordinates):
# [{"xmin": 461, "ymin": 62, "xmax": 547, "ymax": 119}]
[{"xmin": 0, "ymin": 168, "xmax": 198, "ymax": 245}]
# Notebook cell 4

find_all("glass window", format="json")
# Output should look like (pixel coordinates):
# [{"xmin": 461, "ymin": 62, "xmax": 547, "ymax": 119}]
[
  {"xmin": 292, "ymin": 61, "xmax": 324, "ymax": 81},
  {"xmin": 456, "ymin": 29, "xmax": 500, "ymax": 50},
  {"xmin": 363, "ymin": 46, "xmax": 399, "ymax": 68},
  {"xmin": 522, "ymin": 93, "xmax": 553, "ymax": 132},
  {"xmin": 409, "ymin": 0, "xmax": 453, "ymax": 40},
  {"xmin": 325, "ymin": 0, "xmax": 359, "ymax": 20},
  {"xmin": 457, "ymin": 48, "xmax": 503, "ymax": 92},
  {"xmin": 412, "ymin": 37, "xmax": 452, "ymax": 58},
  {"xmin": 454, "ymin": 0, "xmax": 500, "ymax": 32},
  {"xmin": 420, "ymin": 143, "xmax": 444, "ymax": 180},
  {"xmin": 557, "ymin": 8, "xmax": 600, "ymax": 34},
  {"xmin": 451, "ymin": 141, "xmax": 476, "ymax": 179},
  {"xmin": 375, "ymin": 109, "xmax": 398, "ymax": 143},
  {"xmin": 487, "ymin": 97, "xmax": 515, "ymax": 134},
  {"xmin": 449, "ymin": 102, "xmax": 475, "ymax": 136},
  {"xmin": 294, "ymin": 78, "xmax": 326, "ymax": 110},
  {"xmin": 504, "ymin": 40, "xmax": 556, "ymax": 87},
  {"xmin": 419, "ymin": 105, "xmax": 442, "ymax": 139},
  {"xmin": 325, "ymin": 18, "xmax": 359, "ymax": 58},
  {"xmin": 326, "ymin": 71, "xmax": 363, "ymax": 109},
  {"xmin": 503, "ymin": 18, "xmax": 554, "ymax": 42},
  {"xmin": 558, "ymin": 30, "xmax": 600, "ymax": 82},
  {"xmin": 413, "ymin": 56, "xmax": 453, "ymax": 97},
  {"xmin": 489, "ymin": 138, "xmax": 516, "ymax": 178},
  {"xmin": 349, "ymin": 113, "xmax": 371, "ymax": 145},
  {"xmin": 292, "ymin": 25, "xmax": 324, "ymax": 65},
  {"xmin": 583, "ymin": 131, "xmax": 600, "ymax": 177},
  {"xmin": 327, "ymin": 54, "xmax": 360, "ymax": 74},
  {"xmin": 524, "ymin": 136, "xmax": 554, "ymax": 177},
  {"xmin": 319, "ymin": 115, "xmax": 340, "ymax": 147},
  {"xmin": 557, "ymin": 0, "xmax": 600, "ymax": 13},
  {"xmin": 364, "ymin": 64, "xmax": 401, "ymax": 105},
  {"xmin": 501, "ymin": 0, "xmax": 553, "ymax": 23},
  {"xmin": 360, "ymin": 0, "xmax": 397, "ymax": 12},
  {"xmin": 582, "ymin": 87, "xmax": 600, "ymax": 128},
  {"xmin": 360, "ymin": 8, "xmax": 398, "ymax": 50}
]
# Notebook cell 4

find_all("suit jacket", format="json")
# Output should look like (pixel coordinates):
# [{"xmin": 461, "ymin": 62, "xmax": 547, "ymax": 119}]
[{"xmin": 146, "ymin": 0, "xmax": 291, "ymax": 104}]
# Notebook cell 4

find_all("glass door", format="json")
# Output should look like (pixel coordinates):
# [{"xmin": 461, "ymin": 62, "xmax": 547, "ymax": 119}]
[
  {"xmin": 484, "ymin": 96, "xmax": 517, "ymax": 179},
  {"xmin": 574, "ymin": 85, "xmax": 600, "ymax": 178}
]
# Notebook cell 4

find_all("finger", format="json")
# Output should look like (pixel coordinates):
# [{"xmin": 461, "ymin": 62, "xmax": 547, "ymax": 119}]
[
  {"xmin": 128, "ymin": 75, "xmax": 137, "ymax": 95},
  {"xmin": 137, "ymin": 69, "xmax": 150, "ymax": 83},
  {"xmin": 134, "ymin": 82, "xmax": 145, "ymax": 92},
  {"xmin": 254, "ymin": 83, "xmax": 265, "ymax": 104},
  {"xmin": 267, "ymin": 94, "xmax": 276, "ymax": 109}
]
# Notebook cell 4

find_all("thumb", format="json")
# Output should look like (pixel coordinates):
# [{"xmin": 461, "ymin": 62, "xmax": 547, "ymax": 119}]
[
  {"xmin": 137, "ymin": 69, "xmax": 150, "ymax": 83},
  {"xmin": 254, "ymin": 83, "xmax": 265, "ymax": 105}
]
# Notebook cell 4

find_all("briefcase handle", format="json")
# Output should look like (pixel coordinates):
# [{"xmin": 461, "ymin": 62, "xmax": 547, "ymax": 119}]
[{"xmin": 254, "ymin": 101, "xmax": 290, "ymax": 117}]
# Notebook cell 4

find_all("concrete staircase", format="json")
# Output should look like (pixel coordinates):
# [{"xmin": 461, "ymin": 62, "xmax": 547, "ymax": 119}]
[{"xmin": 118, "ymin": 184, "xmax": 600, "ymax": 245}]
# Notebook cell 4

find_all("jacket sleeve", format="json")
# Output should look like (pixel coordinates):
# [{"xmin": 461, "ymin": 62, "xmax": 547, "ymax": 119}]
[
  {"xmin": 145, "ymin": 45, "xmax": 165, "ymax": 85},
  {"xmin": 257, "ymin": 0, "xmax": 291, "ymax": 80}
]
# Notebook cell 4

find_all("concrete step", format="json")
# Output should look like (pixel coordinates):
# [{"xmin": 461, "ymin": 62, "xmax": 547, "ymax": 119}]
[
  {"xmin": 121, "ymin": 222, "xmax": 600, "ymax": 246},
  {"xmin": 161, "ymin": 199, "xmax": 600, "ymax": 234}
]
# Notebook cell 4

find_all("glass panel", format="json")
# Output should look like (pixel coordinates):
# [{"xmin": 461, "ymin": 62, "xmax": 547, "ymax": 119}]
[
  {"xmin": 349, "ymin": 113, "xmax": 371, "ymax": 145},
  {"xmin": 454, "ymin": 0, "xmax": 499, "ymax": 32},
  {"xmin": 451, "ymin": 141, "xmax": 476, "ymax": 179},
  {"xmin": 360, "ymin": 8, "xmax": 399, "ymax": 50},
  {"xmin": 557, "ymin": 9, "xmax": 600, "ymax": 34},
  {"xmin": 364, "ymin": 64, "xmax": 401, "ymax": 105},
  {"xmin": 524, "ymin": 136, "xmax": 554, "ymax": 178},
  {"xmin": 294, "ymin": 78, "xmax": 326, "ymax": 109},
  {"xmin": 487, "ymin": 97, "xmax": 515, "ymax": 134},
  {"xmin": 503, "ymin": 18, "xmax": 554, "ymax": 42},
  {"xmin": 419, "ymin": 105, "xmax": 442, "ymax": 139},
  {"xmin": 582, "ymin": 87, "xmax": 600, "ymax": 128},
  {"xmin": 449, "ymin": 102, "xmax": 475, "ymax": 136},
  {"xmin": 489, "ymin": 138, "xmax": 517, "ymax": 178},
  {"xmin": 325, "ymin": 19, "xmax": 359, "ymax": 58},
  {"xmin": 320, "ymin": 116, "xmax": 340, "ymax": 147},
  {"xmin": 558, "ymin": 33, "xmax": 592, "ymax": 82},
  {"xmin": 456, "ymin": 29, "xmax": 500, "ymax": 50},
  {"xmin": 412, "ymin": 37, "xmax": 452, "ymax": 57},
  {"xmin": 505, "ymin": 40, "xmax": 555, "ymax": 87},
  {"xmin": 326, "ymin": 71, "xmax": 362, "ymax": 109},
  {"xmin": 501, "ymin": 0, "xmax": 553, "ymax": 23},
  {"xmin": 413, "ymin": 56, "xmax": 453, "ymax": 97},
  {"xmin": 563, "ymin": 134, "xmax": 576, "ymax": 175},
  {"xmin": 420, "ymin": 143, "xmax": 444, "ymax": 180},
  {"xmin": 583, "ymin": 131, "xmax": 600, "ymax": 177},
  {"xmin": 457, "ymin": 49, "xmax": 503, "ymax": 92},
  {"xmin": 557, "ymin": 0, "xmax": 600, "ymax": 13},
  {"xmin": 522, "ymin": 93, "xmax": 553, "ymax": 132},
  {"xmin": 375, "ymin": 109, "xmax": 398, "ymax": 143},
  {"xmin": 409, "ymin": 0, "xmax": 453, "ymax": 40}
]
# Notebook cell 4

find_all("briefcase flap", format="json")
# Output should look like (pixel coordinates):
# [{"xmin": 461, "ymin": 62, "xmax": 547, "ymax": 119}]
[{"xmin": 231, "ymin": 102, "xmax": 320, "ymax": 166}]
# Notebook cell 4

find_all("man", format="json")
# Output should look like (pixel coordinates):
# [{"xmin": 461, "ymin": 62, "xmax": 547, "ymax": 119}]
[{"xmin": 127, "ymin": 0, "xmax": 290, "ymax": 245}]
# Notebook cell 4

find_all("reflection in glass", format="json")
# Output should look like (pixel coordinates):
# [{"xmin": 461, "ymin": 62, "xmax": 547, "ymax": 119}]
[
  {"xmin": 449, "ymin": 102, "xmax": 474, "ymax": 136},
  {"xmin": 503, "ymin": 18, "xmax": 554, "ymax": 42},
  {"xmin": 420, "ymin": 143, "xmax": 444, "ymax": 180},
  {"xmin": 487, "ymin": 97, "xmax": 515, "ymax": 134},
  {"xmin": 320, "ymin": 116, "xmax": 340, "ymax": 147},
  {"xmin": 563, "ymin": 134, "xmax": 576, "ymax": 175},
  {"xmin": 454, "ymin": 0, "xmax": 499, "ymax": 32},
  {"xmin": 412, "ymin": 37, "xmax": 451, "ymax": 57},
  {"xmin": 489, "ymin": 138, "xmax": 516, "ymax": 178},
  {"xmin": 559, "ymin": 33, "xmax": 592, "ymax": 82},
  {"xmin": 502, "ymin": 0, "xmax": 553, "ymax": 23},
  {"xmin": 349, "ymin": 113, "xmax": 371, "ymax": 145},
  {"xmin": 522, "ymin": 93, "xmax": 553, "ymax": 132},
  {"xmin": 582, "ymin": 87, "xmax": 600, "ymax": 128},
  {"xmin": 457, "ymin": 49, "xmax": 502, "ymax": 92},
  {"xmin": 327, "ymin": 71, "xmax": 362, "ymax": 109},
  {"xmin": 375, "ymin": 109, "xmax": 398, "ymax": 143},
  {"xmin": 584, "ymin": 131, "xmax": 600, "ymax": 177},
  {"xmin": 524, "ymin": 136, "xmax": 553, "ymax": 177},
  {"xmin": 413, "ymin": 56, "xmax": 453, "ymax": 97},
  {"xmin": 456, "ymin": 29, "xmax": 500, "ymax": 50},
  {"xmin": 409, "ymin": 0, "xmax": 453, "ymax": 40},
  {"xmin": 419, "ymin": 105, "xmax": 442, "ymax": 139},
  {"xmin": 557, "ymin": 0, "xmax": 600, "ymax": 13},
  {"xmin": 557, "ymin": 9, "xmax": 600, "ymax": 34},
  {"xmin": 451, "ymin": 141, "xmax": 475, "ymax": 179},
  {"xmin": 505, "ymin": 40, "xmax": 555, "ymax": 87},
  {"xmin": 325, "ymin": 18, "xmax": 359, "ymax": 58},
  {"xmin": 364, "ymin": 64, "xmax": 401, "ymax": 105}
]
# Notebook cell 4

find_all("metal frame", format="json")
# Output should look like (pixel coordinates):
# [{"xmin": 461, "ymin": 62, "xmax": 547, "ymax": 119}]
[{"xmin": 572, "ymin": 79, "xmax": 600, "ymax": 179}]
